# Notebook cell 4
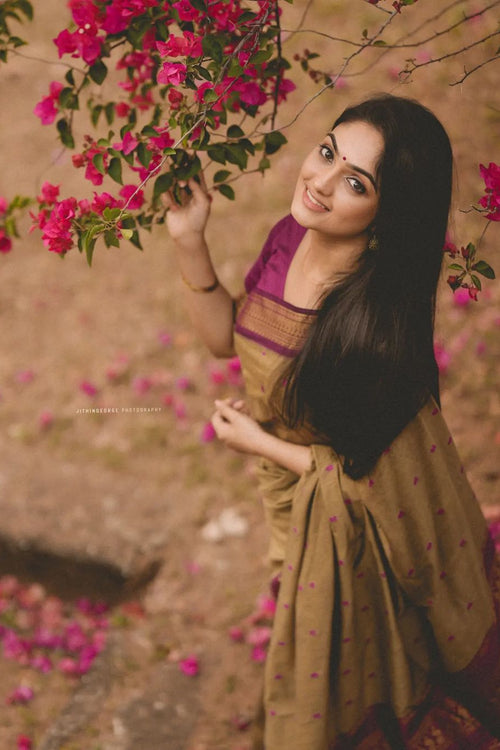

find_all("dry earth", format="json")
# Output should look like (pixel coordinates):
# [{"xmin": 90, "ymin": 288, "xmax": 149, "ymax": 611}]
[{"xmin": 0, "ymin": 1, "xmax": 499, "ymax": 749}]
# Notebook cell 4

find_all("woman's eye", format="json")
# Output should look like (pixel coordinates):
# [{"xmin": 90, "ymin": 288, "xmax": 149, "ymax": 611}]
[
  {"xmin": 319, "ymin": 144, "xmax": 334, "ymax": 162},
  {"xmin": 346, "ymin": 177, "xmax": 366, "ymax": 194}
]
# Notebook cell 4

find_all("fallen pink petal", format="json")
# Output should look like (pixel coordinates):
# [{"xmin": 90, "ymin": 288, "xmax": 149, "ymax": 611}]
[{"xmin": 179, "ymin": 654, "xmax": 199, "ymax": 676}]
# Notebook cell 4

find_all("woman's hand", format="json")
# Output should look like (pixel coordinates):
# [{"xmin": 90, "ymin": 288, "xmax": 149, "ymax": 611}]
[
  {"xmin": 211, "ymin": 397, "xmax": 313, "ymax": 475},
  {"xmin": 211, "ymin": 398, "xmax": 265, "ymax": 456},
  {"xmin": 164, "ymin": 172, "xmax": 212, "ymax": 248}
]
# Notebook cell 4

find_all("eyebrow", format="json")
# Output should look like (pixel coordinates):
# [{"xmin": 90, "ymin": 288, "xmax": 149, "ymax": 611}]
[{"xmin": 327, "ymin": 132, "xmax": 378, "ymax": 192}]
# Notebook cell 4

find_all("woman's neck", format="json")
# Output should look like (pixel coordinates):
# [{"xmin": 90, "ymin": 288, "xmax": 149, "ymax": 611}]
[{"xmin": 300, "ymin": 229, "xmax": 367, "ymax": 287}]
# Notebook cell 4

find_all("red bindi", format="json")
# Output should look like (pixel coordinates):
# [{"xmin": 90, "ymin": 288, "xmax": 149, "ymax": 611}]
[{"xmin": 342, "ymin": 156, "xmax": 346, "ymax": 161}]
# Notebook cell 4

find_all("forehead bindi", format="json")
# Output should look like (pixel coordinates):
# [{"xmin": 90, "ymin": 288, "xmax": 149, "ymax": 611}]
[{"xmin": 332, "ymin": 121, "xmax": 383, "ymax": 173}]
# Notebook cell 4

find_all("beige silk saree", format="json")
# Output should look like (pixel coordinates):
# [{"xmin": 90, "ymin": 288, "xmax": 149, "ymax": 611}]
[{"xmin": 232, "ymin": 219, "xmax": 500, "ymax": 749}]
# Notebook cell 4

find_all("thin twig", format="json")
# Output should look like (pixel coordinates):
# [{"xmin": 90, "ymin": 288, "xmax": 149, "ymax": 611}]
[
  {"xmin": 263, "ymin": 7, "xmax": 399, "ymax": 134},
  {"xmin": 404, "ymin": 28, "xmax": 500, "ymax": 75},
  {"xmin": 451, "ymin": 54, "xmax": 500, "ymax": 85}
]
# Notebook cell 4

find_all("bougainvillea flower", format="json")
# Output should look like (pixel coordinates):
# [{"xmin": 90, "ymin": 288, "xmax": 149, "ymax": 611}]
[
  {"xmin": 113, "ymin": 130, "xmax": 139, "ymax": 155},
  {"xmin": 200, "ymin": 421, "xmax": 216, "ymax": 443},
  {"xmin": 479, "ymin": 162, "xmax": 500, "ymax": 220},
  {"xmin": 33, "ymin": 81, "xmax": 63, "ymax": 125},
  {"xmin": 434, "ymin": 341, "xmax": 451, "ymax": 375},
  {"xmin": 79, "ymin": 380, "xmax": 98, "ymax": 397},
  {"xmin": 6, "ymin": 685, "xmax": 34, "ymax": 705},
  {"xmin": 156, "ymin": 31, "xmax": 203, "ymax": 58},
  {"xmin": 119, "ymin": 184, "xmax": 145, "ymax": 210},
  {"xmin": 172, "ymin": 0, "xmax": 202, "ymax": 22},
  {"xmin": 0, "ymin": 229, "xmax": 12, "ymax": 254},
  {"xmin": 179, "ymin": 654, "xmax": 199, "ymax": 676},
  {"xmin": 17, "ymin": 735, "xmax": 32, "ymax": 750},
  {"xmin": 37, "ymin": 182, "xmax": 60, "ymax": 205},
  {"xmin": 157, "ymin": 61, "xmax": 187, "ymax": 86}
]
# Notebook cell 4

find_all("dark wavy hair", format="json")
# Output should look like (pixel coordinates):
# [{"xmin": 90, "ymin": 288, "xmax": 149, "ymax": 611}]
[{"xmin": 274, "ymin": 94, "xmax": 453, "ymax": 479}]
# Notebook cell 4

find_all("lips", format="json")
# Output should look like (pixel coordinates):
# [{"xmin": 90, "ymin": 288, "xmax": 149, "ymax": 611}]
[{"xmin": 303, "ymin": 186, "xmax": 329, "ymax": 212}]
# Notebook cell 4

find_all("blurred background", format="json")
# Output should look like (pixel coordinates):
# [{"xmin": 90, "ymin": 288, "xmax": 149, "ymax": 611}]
[{"xmin": 0, "ymin": 1, "xmax": 499, "ymax": 748}]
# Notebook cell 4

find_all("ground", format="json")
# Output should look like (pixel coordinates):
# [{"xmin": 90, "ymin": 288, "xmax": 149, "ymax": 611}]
[{"xmin": 0, "ymin": 2, "xmax": 499, "ymax": 749}]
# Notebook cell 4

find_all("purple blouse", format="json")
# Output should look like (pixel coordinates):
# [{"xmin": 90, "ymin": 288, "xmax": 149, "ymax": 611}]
[{"xmin": 244, "ymin": 214, "xmax": 307, "ymax": 299}]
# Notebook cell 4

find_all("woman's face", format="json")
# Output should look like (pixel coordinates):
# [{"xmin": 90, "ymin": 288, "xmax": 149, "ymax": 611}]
[{"xmin": 291, "ymin": 120, "xmax": 383, "ymax": 242}]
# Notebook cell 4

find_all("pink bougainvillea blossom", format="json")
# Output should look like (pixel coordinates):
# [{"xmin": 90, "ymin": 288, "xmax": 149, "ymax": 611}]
[
  {"xmin": 33, "ymin": 81, "xmax": 63, "ymax": 125},
  {"xmin": 179, "ymin": 654, "xmax": 199, "ymax": 676},
  {"xmin": 37, "ymin": 182, "xmax": 60, "ymax": 206},
  {"xmin": 479, "ymin": 162, "xmax": 500, "ymax": 221},
  {"xmin": 157, "ymin": 61, "xmax": 188, "ymax": 86},
  {"xmin": 0, "ymin": 229, "xmax": 12, "ymax": 254},
  {"xmin": 113, "ymin": 130, "xmax": 139, "ymax": 155},
  {"xmin": 119, "ymin": 184, "xmax": 145, "ymax": 210},
  {"xmin": 434, "ymin": 341, "xmax": 451, "ymax": 375},
  {"xmin": 157, "ymin": 31, "xmax": 203, "ymax": 58},
  {"xmin": 17, "ymin": 735, "xmax": 32, "ymax": 750},
  {"xmin": 6, "ymin": 685, "xmax": 34, "ymax": 705},
  {"xmin": 200, "ymin": 421, "xmax": 216, "ymax": 443},
  {"xmin": 79, "ymin": 379, "xmax": 98, "ymax": 397}
]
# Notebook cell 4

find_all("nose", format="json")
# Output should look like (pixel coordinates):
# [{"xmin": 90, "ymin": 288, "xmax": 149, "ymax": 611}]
[{"xmin": 310, "ymin": 164, "xmax": 337, "ymax": 196}]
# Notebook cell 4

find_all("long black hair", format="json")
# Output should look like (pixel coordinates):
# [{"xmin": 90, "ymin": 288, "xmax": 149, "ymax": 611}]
[{"xmin": 274, "ymin": 94, "xmax": 453, "ymax": 479}]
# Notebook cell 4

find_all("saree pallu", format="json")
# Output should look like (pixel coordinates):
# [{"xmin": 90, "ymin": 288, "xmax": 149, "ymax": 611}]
[{"xmin": 234, "ymin": 288, "xmax": 500, "ymax": 750}]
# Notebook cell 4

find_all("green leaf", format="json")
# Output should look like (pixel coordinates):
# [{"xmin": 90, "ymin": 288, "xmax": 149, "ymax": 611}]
[
  {"xmin": 81, "ymin": 224, "xmax": 103, "ymax": 266},
  {"xmin": 449, "ymin": 263, "xmax": 465, "ymax": 271},
  {"xmin": 264, "ymin": 131, "xmax": 287, "ymax": 155},
  {"xmin": 213, "ymin": 169, "xmax": 231, "ymax": 183},
  {"xmin": 104, "ymin": 102, "xmax": 115, "ymax": 125},
  {"xmin": 373, "ymin": 40, "xmax": 387, "ymax": 47},
  {"xmin": 259, "ymin": 156, "xmax": 271, "ymax": 171},
  {"xmin": 104, "ymin": 229, "xmax": 120, "ymax": 248},
  {"xmin": 129, "ymin": 230, "xmax": 143, "ymax": 249},
  {"xmin": 153, "ymin": 172, "xmax": 174, "ymax": 201},
  {"xmin": 223, "ymin": 143, "xmax": 248, "ymax": 170},
  {"xmin": 92, "ymin": 152, "xmax": 106, "ymax": 175},
  {"xmin": 65, "ymin": 69, "xmax": 75, "ymax": 87},
  {"xmin": 89, "ymin": 60, "xmax": 108, "ymax": 85},
  {"xmin": 108, "ymin": 157, "xmax": 123, "ymax": 185},
  {"xmin": 137, "ymin": 141, "xmax": 152, "ymax": 168},
  {"xmin": 201, "ymin": 34, "xmax": 223, "ymax": 64},
  {"xmin": 249, "ymin": 47, "xmax": 273, "ymax": 65},
  {"xmin": 207, "ymin": 144, "xmax": 226, "ymax": 164},
  {"xmin": 472, "ymin": 260, "xmax": 495, "ymax": 279},
  {"xmin": 203, "ymin": 88, "xmax": 219, "ymax": 103},
  {"xmin": 17, "ymin": 0, "xmax": 33, "ymax": 20},
  {"xmin": 121, "ymin": 228, "xmax": 133, "ymax": 240},
  {"xmin": 59, "ymin": 87, "xmax": 79, "ymax": 110},
  {"xmin": 90, "ymin": 104, "xmax": 103, "ymax": 127},
  {"xmin": 227, "ymin": 125, "xmax": 244, "ymax": 139},
  {"xmin": 470, "ymin": 274, "xmax": 482, "ymax": 290},
  {"xmin": 56, "ymin": 119, "xmax": 75, "ymax": 149},
  {"xmin": 103, "ymin": 207, "xmax": 121, "ymax": 222},
  {"xmin": 218, "ymin": 184, "xmax": 235, "ymax": 200}
]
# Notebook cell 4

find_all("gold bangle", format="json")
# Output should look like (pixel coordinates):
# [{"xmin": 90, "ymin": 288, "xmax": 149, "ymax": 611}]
[{"xmin": 181, "ymin": 272, "xmax": 220, "ymax": 293}]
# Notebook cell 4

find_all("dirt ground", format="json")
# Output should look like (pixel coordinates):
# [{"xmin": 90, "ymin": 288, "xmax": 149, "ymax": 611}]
[{"xmin": 0, "ymin": 1, "xmax": 499, "ymax": 748}]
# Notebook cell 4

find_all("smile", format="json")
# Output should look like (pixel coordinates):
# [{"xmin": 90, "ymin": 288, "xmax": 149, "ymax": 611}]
[{"xmin": 303, "ymin": 186, "xmax": 329, "ymax": 212}]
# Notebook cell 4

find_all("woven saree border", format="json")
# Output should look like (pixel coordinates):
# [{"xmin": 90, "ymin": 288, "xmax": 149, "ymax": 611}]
[{"xmin": 234, "ymin": 288, "xmax": 317, "ymax": 358}]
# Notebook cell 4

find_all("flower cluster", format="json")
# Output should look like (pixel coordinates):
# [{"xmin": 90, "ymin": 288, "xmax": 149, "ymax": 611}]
[
  {"xmin": 0, "ymin": 575, "xmax": 109, "ymax": 699},
  {"xmin": 444, "ymin": 239, "xmax": 495, "ymax": 301},
  {"xmin": 28, "ymin": 0, "xmax": 296, "ymax": 263},
  {"xmin": 228, "ymin": 591, "xmax": 276, "ymax": 663}
]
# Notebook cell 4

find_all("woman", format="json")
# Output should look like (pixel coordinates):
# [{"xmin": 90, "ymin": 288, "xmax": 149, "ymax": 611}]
[{"xmin": 164, "ymin": 94, "xmax": 500, "ymax": 749}]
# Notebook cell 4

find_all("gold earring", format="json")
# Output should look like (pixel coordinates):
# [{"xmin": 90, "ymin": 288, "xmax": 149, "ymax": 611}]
[{"xmin": 368, "ymin": 234, "xmax": 379, "ymax": 251}]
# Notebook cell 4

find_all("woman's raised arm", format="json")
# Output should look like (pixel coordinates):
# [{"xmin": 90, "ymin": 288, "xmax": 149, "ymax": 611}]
[{"xmin": 164, "ymin": 174, "xmax": 236, "ymax": 358}]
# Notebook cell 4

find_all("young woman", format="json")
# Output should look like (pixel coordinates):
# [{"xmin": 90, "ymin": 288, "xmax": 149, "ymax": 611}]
[{"xmin": 164, "ymin": 94, "xmax": 500, "ymax": 749}]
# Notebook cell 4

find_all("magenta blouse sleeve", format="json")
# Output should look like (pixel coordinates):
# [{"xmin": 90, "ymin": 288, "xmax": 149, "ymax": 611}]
[{"xmin": 244, "ymin": 215, "xmax": 291, "ymax": 293}]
